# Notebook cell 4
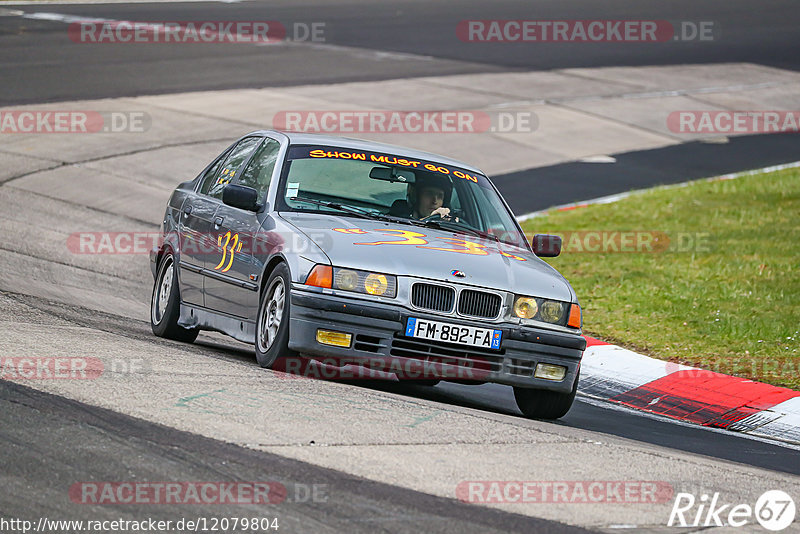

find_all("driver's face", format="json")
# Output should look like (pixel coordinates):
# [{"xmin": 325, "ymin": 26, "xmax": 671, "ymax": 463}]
[{"xmin": 418, "ymin": 186, "xmax": 444, "ymax": 215}]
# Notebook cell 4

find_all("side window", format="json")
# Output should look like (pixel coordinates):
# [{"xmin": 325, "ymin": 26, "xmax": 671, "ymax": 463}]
[
  {"xmin": 237, "ymin": 138, "xmax": 281, "ymax": 200},
  {"xmin": 198, "ymin": 152, "xmax": 229, "ymax": 196},
  {"xmin": 204, "ymin": 137, "xmax": 261, "ymax": 200}
]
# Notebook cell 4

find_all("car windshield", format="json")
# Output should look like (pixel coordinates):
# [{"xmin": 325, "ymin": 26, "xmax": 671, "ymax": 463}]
[{"xmin": 278, "ymin": 145, "xmax": 528, "ymax": 248}]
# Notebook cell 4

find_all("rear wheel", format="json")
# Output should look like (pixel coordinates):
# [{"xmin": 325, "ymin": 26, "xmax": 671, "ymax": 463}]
[
  {"xmin": 514, "ymin": 372, "xmax": 579, "ymax": 420},
  {"xmin": 151, "ymin": 251, "xmax": 198, "ymax": 343},
  {"xmin": 255, "ymin": 263, "xmax": 296, "ymax": 368}
]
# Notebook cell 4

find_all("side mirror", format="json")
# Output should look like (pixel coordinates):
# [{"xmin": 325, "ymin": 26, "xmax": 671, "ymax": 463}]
[
  {"xmin": 222, "ymin": 184, "xmax": 260, "ymax": 212},
  {"xmin": 532, "ymin": 234, "xmax": 562, "ymax": 257}
]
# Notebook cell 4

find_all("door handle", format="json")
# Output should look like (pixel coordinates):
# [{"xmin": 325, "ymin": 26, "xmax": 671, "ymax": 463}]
[
  {"xmin": 183, "ymin": 205, "xmax": 193, "ymax": 218},
  {"xmin": 214, "ymin": 216, "xmax": 224, "ymax": 228}
]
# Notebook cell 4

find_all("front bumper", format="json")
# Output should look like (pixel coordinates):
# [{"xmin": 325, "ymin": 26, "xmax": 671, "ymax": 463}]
[{"xmin": 288, "ymin": 288, "xmax": 585, "ymax": 392}]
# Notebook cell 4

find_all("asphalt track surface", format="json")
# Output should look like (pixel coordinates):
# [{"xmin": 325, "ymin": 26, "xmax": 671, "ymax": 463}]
[
  {"xmin": 4, "ymin": 288, "xmax": 799, "ymax": 475},
  {"xmin": 1, "ymin": 0, "xmax": 799, "ymax": 105},
  {"xmin": 1, "ymin": 379, "xmax": 590, "ymax": 534},
  {"xmin": 2, "ymin": 1, "xmax": 800, "ymax": 532},
  {"xmin": 366, "ymin": 381, "xmax": 800, "ymax": 477}
]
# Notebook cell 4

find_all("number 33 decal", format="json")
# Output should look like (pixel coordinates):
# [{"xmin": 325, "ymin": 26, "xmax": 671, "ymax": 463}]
[{"xmin": 215, "ymin": 231, "xmax": 243, "ymax": 272}]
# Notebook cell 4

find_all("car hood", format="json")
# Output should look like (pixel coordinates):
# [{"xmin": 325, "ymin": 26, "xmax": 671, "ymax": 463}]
[{"xmin": 280, "ymin": 213, "xmax": 575, "ymax": 302}]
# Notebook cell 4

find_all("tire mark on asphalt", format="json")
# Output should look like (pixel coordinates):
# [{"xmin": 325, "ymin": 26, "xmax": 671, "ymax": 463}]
[
  {"xmin": 4, "ymin": 182, "xmax": 160, "ymax": 227},
  {"xmin": 0, "ymin": 137, "xmax": 233, "ymax": 186},
  {"xmin": 0, "ymin": 289, "xmax": 250, "ymax": 363},
  {"xmin": 0, "ymin": 244, "xmax": 141, "ymax": 281}
]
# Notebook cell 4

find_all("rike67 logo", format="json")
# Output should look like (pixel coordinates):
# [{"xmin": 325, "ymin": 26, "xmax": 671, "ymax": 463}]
[{"xmin": 668, "ymin": 490, "xmax": 796, "ymax": 531}]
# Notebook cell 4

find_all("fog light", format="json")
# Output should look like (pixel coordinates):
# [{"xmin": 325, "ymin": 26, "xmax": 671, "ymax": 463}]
[
  {"xmin": 316, "ymin": 330, "xmax": 352, "ymax": 347},
  {"xmin": 534, "ymin": 363, "xmax": 567, "ymax": 381}
]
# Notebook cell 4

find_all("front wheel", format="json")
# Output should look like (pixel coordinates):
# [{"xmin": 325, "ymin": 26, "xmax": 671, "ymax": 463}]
[
  {"xmin": 255, "ymin": 263, "xmax": 296, "ymax": 368},
  {"xmin": 151, "ymin": 251, "xmax": 198, "ymax": 343},
  {"xmin": 514, "ymin": 372, "xmax": 579, "ymax": 420}
]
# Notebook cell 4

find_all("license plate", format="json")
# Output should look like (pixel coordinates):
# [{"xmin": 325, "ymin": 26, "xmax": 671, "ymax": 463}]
[{"xmin": 405, "ymin": 317, "xmax": 502, "ymax": 350}]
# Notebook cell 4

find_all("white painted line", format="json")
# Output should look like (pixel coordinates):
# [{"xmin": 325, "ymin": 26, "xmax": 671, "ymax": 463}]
[
  {"xmin": 578, "ymin": 155, "xmax": 616, "ymax": 163},
  {"xmin": 16, "ymin": 9, "xmax": 436, "ymax": 64},
  {"xmin": 517, "ymin": 191, "xmax": 632, "ymax": 222},
  {"xmin": 23, "ymin": 11, "xmax": 106, "ymax": 23},
  {"xmin": 258, "ymin": 40, "xmax": 435, "ymax": 62}
]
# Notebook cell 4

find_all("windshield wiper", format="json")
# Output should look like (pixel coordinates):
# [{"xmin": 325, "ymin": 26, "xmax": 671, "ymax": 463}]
[
  {"xmin": 290, "ymin": 196, "xmax": 397, "ymax": 223},
  {"xmin": 418, "ymin": 218, "xmax": 499, "ymax": 242}
]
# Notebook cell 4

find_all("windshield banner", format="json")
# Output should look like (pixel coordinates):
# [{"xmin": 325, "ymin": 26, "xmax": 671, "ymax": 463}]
[{"xmin": 287, "ymin": 145, "xmax": 488, "ymax": 185}]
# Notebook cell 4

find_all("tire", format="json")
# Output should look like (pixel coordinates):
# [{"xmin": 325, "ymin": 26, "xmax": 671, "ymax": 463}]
[
  {"xmin": 255, "ymin": 263, "xmax": 296, "ymax": 368},
  {"xmin": 151, "ymin": 251, "xmax": 199, "ymax": 343},
  {"xmin": 513, "ymin": 372, "xmax": 579, "ymax": 420}
]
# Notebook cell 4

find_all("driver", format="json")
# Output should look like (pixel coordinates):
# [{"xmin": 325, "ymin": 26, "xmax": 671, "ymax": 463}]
[{"xmin": 409, "ymin": 173, "xmax": 452, "ymax": 220}]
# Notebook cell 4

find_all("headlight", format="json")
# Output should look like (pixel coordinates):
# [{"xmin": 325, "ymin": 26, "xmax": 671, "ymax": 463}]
[
  {"xmin": 512, "ymin": 296, "xmax": 569, "ymax": 325},
  {"xmin": 332, "ymin": 267, "xmax": 396, "ymax": 298},
  {"xmin": 364, "ymin": 273, "xmax": 389, "ymax": 295},
  {"xmin": 513, "ymin": 297, "xmax": 538, "ymax": 319},
  {"xmin": 334, "ymin": 269, "xmax": 359, "ymax": 291},
  {"xmin": 540, "ymin": 300, "xmax": 565, "ymax": 323}
]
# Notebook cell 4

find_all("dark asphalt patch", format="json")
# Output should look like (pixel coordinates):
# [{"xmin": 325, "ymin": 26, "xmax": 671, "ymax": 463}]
[{"xmin": 492, "ymin": 132, "xmax": 800, "ymax": 215}]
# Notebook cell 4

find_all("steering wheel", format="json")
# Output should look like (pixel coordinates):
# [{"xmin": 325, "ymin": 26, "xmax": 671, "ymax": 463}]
[
  {"xmin": 421, "ymin": 211, "xmax": 480, "ymax": 231},
  {"xmin": 421, "ymin": 212, "xmax": 444, "ymax": 222}
]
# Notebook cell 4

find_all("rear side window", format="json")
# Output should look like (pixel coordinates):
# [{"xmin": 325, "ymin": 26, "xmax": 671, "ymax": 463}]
[
  {"xmin": 198, "ymin": 152, "xmax": 228, "ymax": 196},
  {"xmin": 237, "ymin": 138, "xmax": 281, "ymax": 201},
  {"xmin": 200, "ymin": 137, "xmax": 261, "ymax": 199}
]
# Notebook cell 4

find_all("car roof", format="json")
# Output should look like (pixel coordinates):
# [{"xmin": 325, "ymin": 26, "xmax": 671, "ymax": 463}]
[{"xmin": 252, "ymin": 130, "xmax": 486, "ymax": 175}]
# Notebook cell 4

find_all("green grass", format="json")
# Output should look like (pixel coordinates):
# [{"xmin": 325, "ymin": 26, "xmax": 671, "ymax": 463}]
[{"xmin": 521, "ymin": 167, "xmax": 800, "ymax": 390}]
